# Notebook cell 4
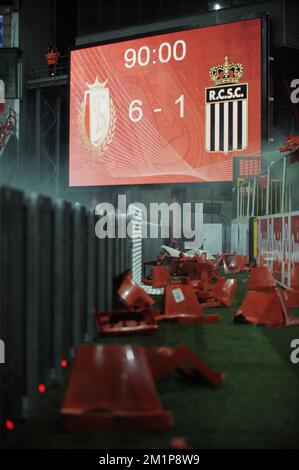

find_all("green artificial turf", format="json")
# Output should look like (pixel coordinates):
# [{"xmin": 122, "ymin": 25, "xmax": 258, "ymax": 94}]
[{"xmin": 4, "ymin": 273, "xmax": 299, "ymax": 449}]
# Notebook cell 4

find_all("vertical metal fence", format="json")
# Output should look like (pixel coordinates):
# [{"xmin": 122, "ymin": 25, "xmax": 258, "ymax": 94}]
[{"xmin": 0, "ymin": 185, "xmax": 131, "ymax": 446}]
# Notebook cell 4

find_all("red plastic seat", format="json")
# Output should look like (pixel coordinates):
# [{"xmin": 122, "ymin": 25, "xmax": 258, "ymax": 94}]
[
  {"xmin": 61, "ymin": 344, "xmax": 173, "ymax": 432},
  {"xmin": 211, "ymin": 278, "xmax": 237, "ymax": 307},
  {"xmin": 117, "ymin": 270, "xmax": 155, "ymax": 307},
  {"xmin": 234, "ymin": 290, "xmax": 284, "ymax": 327},
  {"xmin": 223, "ymin": 255, "xmax": 248, "ymax": 274},
  {"xmin": 146, "ymin": 345, "xmax": 224, "ymax": 387},
  {"xmin": 234, "ymin": 287, "xmax": 299, "ymax": 327},
  {"xmin": 95, "ymin": 307, "xmax": 158, "ymax": 336},
  {"xmin": 156, "ymin": 280, "xmax": 219, "ymax": 324},
  {"xmin": 291, "ymin": 265, "xmax": 299, "ymax": 290},
  {"xmin": 151, "ymin": 265, "xmax": 171, "ymax": 288},
  {"xmin": 248, "ymin": 266, "xmax": 276, "ymax": 291}
]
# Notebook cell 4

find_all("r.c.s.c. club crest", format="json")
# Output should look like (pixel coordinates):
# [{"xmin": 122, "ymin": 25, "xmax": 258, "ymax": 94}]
[
  {"xmin": 205, "ymin": 56, "xmax": 248, "ymax": 154},
  {"xmin": 79, "ymin": 77, "xmax": 116, "ymax": 158}
]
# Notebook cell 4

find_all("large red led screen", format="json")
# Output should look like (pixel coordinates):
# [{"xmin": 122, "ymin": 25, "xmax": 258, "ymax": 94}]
[{"xmin": 69, "ymin": 18, "xmax": 262, "ymax": 186}]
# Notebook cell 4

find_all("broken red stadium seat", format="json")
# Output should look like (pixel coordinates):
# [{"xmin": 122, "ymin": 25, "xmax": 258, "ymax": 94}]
[
  {"xmin": 213, "ymin": 253, "xmax": 234, "ymax": 270},
  {"xmin": 210, "ymin": 278, "xmax": 237, "ymax": 307},
  {"xmin": 117, "ymin": 270, "xmax": 155, "ymax": 307},
  {"xmin": 95, "ymin": 270, "xmax": 158, "ymax": 336},
  {"xmin": 279, "ymin": 135, "xmax": 299, "ymax": 153},
  {"xmin": 248, "ymin": 266, "xmax": 277, "ymax": 291},
  {"xmin": 194, "ymin": 278, "xmax": 237, "ymax": 309},
  {"xmin": 274, "ymin": 287, "xmax": 299, "ymax": 326},
  {"xmin": 175, "ymin": 257, "xmax": 203, "ymax": 281},
  {"xmin": 156, "ymin": 280, "xmax": 219, "ymax": 324},
  {"xmin": 234, "ymin": 287, "xmax": 299, "ymax": 327},
  {"xmin": 62, "ymin": 343, "xmax": 225, "ymax": 432},
  {"xmin": 173, "ymin": 253, "xmax": 222, "ymax": 283},
  {"xmin": 151, "ymin": 265, "xmax": 171, "ymax": 288},
  {"xmin": 158, "ymin": 281, "xmax": 202, "ymax": 323},
  {"xmin": 291, "ymin": 265, "xmax": 299, "ymax": 290},
  {"xmin": 234, "ymin": 290, "xmax": 285, "ymax": 327},
  {"xmin": 283, "ymin": 266, "xmax": 299, "ymax": 308},
  {"xmin": 223, "ymin": 255, "xmax": 249, "ymax": 274},
  {"xmin": 279, "ymin": 135, "xmax": 299, "ymax": 163},
  {"xmin": 95, "ymin": 307, "xmax": 158, "ymax": 336},
  {"xmin": 61, "ymin": 344, "xmax": 173, "ymax": 432},
  {"xmin": 158, "ymin": 254, "xmax": 181, "ymax": 276},
  {"xmin": 146, "ymin": 345, "xmax": 224, "ymax": 387},
  {"xmin": 284, "ymin": 288, "xmax": 299, "ymax": 309},
  {"xmin": 193, "ymin": 253, "xmax": 223, "ymax": 282}
]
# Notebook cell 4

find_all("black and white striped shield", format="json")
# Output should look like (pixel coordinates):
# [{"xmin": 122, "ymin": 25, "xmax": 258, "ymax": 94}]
[{"xmin": 205, "ymin": 83, "xmax": 248, "ymax": 154}]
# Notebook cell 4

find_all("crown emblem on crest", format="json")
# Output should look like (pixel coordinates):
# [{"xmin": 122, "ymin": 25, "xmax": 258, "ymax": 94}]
[
  {"xmin": 210, "ymin": 56, "xmax": 244, "ymax": 86},
  {"xmin": 86, "ymin": 77, "xmax": 108, "ymax": 89}
]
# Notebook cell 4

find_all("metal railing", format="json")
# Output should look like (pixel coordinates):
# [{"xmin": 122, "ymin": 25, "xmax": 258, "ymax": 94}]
[{"xmin": 25, "ymin": 55, "xmax": 68, "ymax": 82}]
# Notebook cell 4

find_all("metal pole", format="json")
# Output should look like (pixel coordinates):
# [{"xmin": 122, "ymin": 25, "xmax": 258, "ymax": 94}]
[
  {"xmin": 246, "ymin": 181, "xmax": 251, "ymax": 218},
  {"xmin": 251, "ymin": 178, "xmax": 257, "ymax": 217},
  {"xmin": 266, "ymin": 168, "xmax": 270, "ymax": 216},
  {"xmin": 281, "ymin": 157, "xmax": 286, "ymax": 213},
  {"xmin": 35, "ymin": 88, "xmax": 41, "ymax": 188},
  {"xmin": 55, "ymin": 95, "xmax": 61, "ymax": 198}
]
